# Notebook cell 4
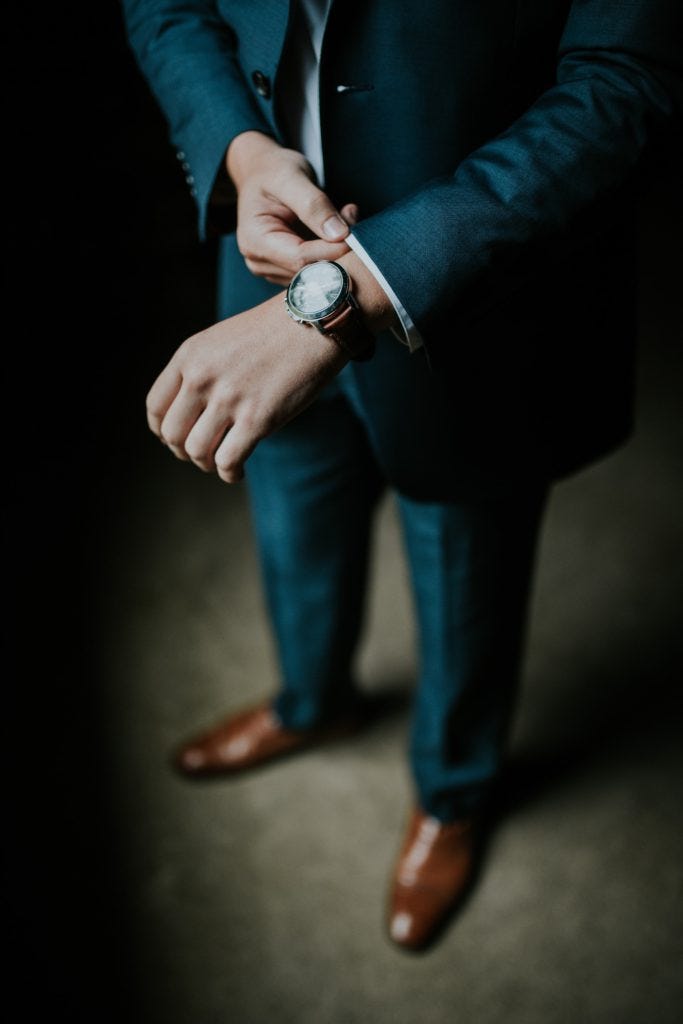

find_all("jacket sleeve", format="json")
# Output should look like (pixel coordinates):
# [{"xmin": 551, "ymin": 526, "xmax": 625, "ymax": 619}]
[
  {"xmin": 350, "ymin": 0, "xmax": 683, "ymax": 339},
  {"xmin": 121, "ymin": 0, "xmax": 273, "ymax": 239}
]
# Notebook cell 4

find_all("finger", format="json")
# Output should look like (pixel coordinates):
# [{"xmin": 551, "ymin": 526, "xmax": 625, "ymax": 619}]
[
  {"xmin": 246, "ymin": 244, "xmax": 354, "ymax": 285},
  {"xmin": 340, "ymin": 203, "xmax": 359, "ymax": 226},
  {"xmin": 278, "ymin": 173, "xmax": 350, "ymax": 243},
  {"xmin": 159, "ymin": 386, "xmax": 206, "ymax": 462},
  {"xmin": 243, "ymin": 254, "xmax": 295, "ymax": 283},
  {"xmin": 248, "ymin": 227, "xmax": 350, "ymax": 276},
  {"xmin": 184, "ymin": 407, "xmax": 234, "ymax": 472},
  {"xmin": 294, "ymin": 237, "xmax": 352, "ymax": 265},
  {"xmin": 146, "ymin": 365, "xmax": 182, "ymax": 437},
  {"xmin": 214, "ymin": 418, "xmax": 258, "ymax": 484},
  {"xmin": 166, "ymin": 443, "xmax": 190, "ymax": 462}
]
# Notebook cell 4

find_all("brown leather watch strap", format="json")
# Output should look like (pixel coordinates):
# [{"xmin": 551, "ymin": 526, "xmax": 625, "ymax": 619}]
[{"xmin": 319, "ymin": 299, "xmax": 376, "ymax": 362}]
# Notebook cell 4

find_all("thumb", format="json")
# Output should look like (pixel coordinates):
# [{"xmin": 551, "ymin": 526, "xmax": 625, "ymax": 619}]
[{"xmin": 281, "ymin": 170, "xmax": 350, "ymax": 241}]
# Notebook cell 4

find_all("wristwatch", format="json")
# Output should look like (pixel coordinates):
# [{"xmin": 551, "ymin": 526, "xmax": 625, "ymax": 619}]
[{"xmin": 285, "ymin": 260, "xmax": 375, "ymax": 361}]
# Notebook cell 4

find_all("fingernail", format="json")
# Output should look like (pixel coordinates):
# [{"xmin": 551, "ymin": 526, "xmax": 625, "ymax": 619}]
[{"xmin": 322, "ymin": 215, "xmax": 347, "ymax": 239}]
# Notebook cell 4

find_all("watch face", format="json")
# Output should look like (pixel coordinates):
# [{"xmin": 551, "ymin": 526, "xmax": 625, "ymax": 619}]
[{"xmin": 288, "ymin": 261, "xmax": 346, "ymax": 319}]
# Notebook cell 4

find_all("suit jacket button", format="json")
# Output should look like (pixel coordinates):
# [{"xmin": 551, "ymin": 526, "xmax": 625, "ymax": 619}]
[{"xmin": 251, "ymin": 70, "xmax": 271, "ymax": 99}]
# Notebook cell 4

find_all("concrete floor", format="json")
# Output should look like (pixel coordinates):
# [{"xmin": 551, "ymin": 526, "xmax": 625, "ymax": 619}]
[{"xmin": 92, "ymin": 207, "xmax": 683, "ymax": 1023}]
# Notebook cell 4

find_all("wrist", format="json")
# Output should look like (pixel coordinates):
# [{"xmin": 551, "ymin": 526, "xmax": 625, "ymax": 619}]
[
  {"xmin": 336, "ymin": 252, "xmax": 400, "ymax": 335},
  {"xmin": 226, "ymin": 130, "xmax": 281, "ymax": 192},
  {"xmin": 285, "ymin": 258, "xmax": 382, "ymax": 361},
  {"xmin": 272, "ymin": 292, "xmax": 351, "ymax": 370}
]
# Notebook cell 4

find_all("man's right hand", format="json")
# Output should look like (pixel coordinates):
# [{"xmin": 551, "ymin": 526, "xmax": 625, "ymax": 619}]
[{"xmin": 226, "ymin": 130, "xmax": 358, "ymax": 286}]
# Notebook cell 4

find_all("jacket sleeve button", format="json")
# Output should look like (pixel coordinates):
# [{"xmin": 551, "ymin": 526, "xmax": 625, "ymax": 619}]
[{"xmin": 251, "ymin": 70, "xmax": 272, "ymax": 99}]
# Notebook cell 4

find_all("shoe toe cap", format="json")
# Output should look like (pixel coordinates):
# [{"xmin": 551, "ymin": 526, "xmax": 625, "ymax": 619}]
[
  {"xmin": 389, "ymin": 910, "xmax": 416, "ymax": 944},
  {"xmin": 176, "ymin": 745, "xmax": 207, "ymax": 772}
]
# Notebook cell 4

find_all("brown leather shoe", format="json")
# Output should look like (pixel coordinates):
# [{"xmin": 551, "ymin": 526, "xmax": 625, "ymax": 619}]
[
  {"xmin": 388, "ymin": 808, "xmax": 477, "ymax": 951},
  {"xmin": 174, "ymin": 701, "xmax": 362, "ymax": 777}
]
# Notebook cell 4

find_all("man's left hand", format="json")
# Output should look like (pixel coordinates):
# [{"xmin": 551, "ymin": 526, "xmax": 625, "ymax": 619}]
[
  {"xmin": 146, "ymin": 292, "xmax": 348, "ymax": 483},
  {"xmin": 146, "ymin": 251, "xmax": 397, "ymax": 482}
]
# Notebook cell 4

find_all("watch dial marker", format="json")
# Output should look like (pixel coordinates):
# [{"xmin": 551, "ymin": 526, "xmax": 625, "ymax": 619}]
[{"xmin": 289, "ymin": 262, "xmax": 344, "ymax": 316}]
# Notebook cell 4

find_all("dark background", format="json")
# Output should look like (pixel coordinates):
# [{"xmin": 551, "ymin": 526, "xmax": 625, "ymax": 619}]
[
  {"xmin": 5, "ymin": 4, "xmax": 682, "ymax": 1020},
  {"xmin": 7, "ymin": 6, "xmax": 215, "ymax": 1018}
]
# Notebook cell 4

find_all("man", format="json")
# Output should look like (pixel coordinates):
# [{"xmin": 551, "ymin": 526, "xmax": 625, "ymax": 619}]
[{"xmin": 122, "ymin": 0, "xmax": 681, "ymax": 950}]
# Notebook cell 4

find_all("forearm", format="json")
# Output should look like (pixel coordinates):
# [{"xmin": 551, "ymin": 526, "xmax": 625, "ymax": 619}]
[
  {"xmin": 122, "ymin": 0, "xmax": 273, "ymax": 239},
  {"xmin": 351, "ymin": 0, "xmax": 683, "ymax": 336},
  {"xmin": 336, "ymin": 252, "xmax": 399, "ymax": 336}
]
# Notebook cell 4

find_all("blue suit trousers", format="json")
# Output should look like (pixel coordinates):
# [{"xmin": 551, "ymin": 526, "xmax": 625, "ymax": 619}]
[{"xmin": 245, "ymin": 360, "xmax": 547, "ymax": 822}]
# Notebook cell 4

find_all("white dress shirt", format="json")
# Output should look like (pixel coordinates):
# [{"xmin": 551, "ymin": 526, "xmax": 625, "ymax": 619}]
[{"xmin": 280, "ymin": 0, "xmax": 423, "ymax": 351}]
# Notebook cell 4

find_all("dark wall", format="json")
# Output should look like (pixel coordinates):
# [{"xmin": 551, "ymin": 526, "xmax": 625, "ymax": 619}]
[{"xmin": 5, "ymin": 6, "xmax": 207, "ymax": 1020}]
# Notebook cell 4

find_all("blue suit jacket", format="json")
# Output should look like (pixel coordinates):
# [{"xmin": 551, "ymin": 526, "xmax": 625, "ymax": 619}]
[{"xmin": 123, "ymin": 0, "xmax": 682, "ymax": 498}]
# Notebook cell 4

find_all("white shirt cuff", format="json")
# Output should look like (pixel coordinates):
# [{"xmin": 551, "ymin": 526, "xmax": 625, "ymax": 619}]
[{"xmin": 346, "ymin": 232, "xmax": 424, "ymax": 352}]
